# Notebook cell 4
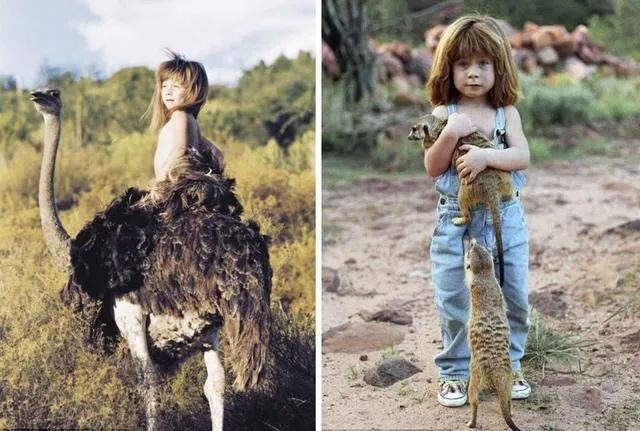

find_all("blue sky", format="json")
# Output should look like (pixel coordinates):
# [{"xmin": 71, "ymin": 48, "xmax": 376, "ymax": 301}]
[{"xmin": 0, "ymin": 0, "xmax": 315, "ymax": 88}]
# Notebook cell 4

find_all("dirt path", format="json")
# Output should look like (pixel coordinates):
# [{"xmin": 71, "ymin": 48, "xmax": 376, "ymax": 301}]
[{"xmin": 322, "ymin": 155, "xmax": 640, "ymax": 431}]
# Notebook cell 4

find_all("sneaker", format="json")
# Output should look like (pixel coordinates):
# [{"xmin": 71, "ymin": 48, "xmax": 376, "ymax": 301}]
[
  {"xmin": 438, "ymin": 380, "xmax": 468, "ymax": 407},
  {"xmin": 512, "ymin": 371, "xmax": 531, "ymax": 400}
]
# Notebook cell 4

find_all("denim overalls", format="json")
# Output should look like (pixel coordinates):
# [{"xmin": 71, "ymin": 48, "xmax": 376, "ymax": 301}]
[{"xmin": 430, "ymin": 104, "xmax": 530, "ymax": 382}]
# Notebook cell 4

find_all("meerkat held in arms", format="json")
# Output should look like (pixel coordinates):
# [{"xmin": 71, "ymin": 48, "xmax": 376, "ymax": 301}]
[
  {"xmin": 463, "ymin": 236, "xmax": 521, "ymax": 431},
  {"xmin": 409, "ymin": 114, "xmax": 513, "ymax": 286}
]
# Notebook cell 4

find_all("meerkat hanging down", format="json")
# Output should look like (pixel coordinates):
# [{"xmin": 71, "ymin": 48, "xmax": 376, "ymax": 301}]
[
  {"xmin": 408, "ymin": 114, "xmax": 513, "ymax": 286},
  {"xmin": 463, "ymin": 236, "xmax": 522, "ymax": 431}
]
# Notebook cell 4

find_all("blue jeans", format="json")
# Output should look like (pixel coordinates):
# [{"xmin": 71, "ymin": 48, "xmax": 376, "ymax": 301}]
[{"xmin": 430, "ymin": 194, "xmax": 530, "ymax": 381}]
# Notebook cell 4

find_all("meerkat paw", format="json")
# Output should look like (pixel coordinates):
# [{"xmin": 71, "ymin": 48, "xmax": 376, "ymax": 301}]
[
  {"xmin": 467, "ymin": 419, "xmax": 476, "ymax": 428},
  {"xmin": 452, "ymin": 217, "xmax": 468, "ymax": 225}
]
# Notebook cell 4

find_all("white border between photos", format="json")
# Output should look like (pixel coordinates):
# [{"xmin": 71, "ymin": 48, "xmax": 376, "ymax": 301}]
[{"xmin": 315, "ymin": 0, "xmax": 322, "ymax": 429}]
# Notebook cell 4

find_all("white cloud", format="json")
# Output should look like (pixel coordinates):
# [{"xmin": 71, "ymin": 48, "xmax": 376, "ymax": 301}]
[
  {"xmin": 73, "ymin": 0, "xmax": 315, "ymax": 84},
  {"xmin": 0, "ymin": 0, "xmax": 314, "ymax": 87}
]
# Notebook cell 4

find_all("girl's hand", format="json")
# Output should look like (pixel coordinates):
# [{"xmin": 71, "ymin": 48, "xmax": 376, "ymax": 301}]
[
  {"xmin": 445, "ymin": 112, "xmax": 477, "ymax": 140},
  {"xmin": 456, "ymin": 145, "xmax": 488, "ymax": 182}
]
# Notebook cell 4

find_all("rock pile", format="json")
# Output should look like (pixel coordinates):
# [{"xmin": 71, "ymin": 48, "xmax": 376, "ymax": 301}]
[{"xmin": 322, "ymin": 20, "xmax": 640, "ymax": 88}]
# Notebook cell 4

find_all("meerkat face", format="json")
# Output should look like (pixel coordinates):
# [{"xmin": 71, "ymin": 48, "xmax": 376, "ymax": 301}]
[
  {"xmin": 408, "ymin": 114, "xmax": 446, "ymax": 149},
  {"xmin": 464, "ymin": 236, "xmax": 494, "ymax": 276}
]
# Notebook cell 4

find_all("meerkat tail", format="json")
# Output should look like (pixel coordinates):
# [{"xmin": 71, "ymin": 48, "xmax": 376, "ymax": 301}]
[
  {"xmin": 490, "ymin": 197, "xmax": 505, "ymax": 287},
  {"xmin": 495, "ymin": 375, "xmax": 522, "ymax": 431},
  {"xmin": 500, "ymin": 399, "xmax": 522, "ymax": 431}
]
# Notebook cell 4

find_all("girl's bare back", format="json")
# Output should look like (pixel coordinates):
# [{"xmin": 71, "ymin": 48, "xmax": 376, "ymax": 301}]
[{"xmin": 154, "ymin": 111, "xmax": 222, "ymax": 179}]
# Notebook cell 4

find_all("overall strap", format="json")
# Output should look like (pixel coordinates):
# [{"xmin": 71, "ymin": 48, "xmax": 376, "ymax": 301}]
[{"xmin": 494, "ymin": 106, "xmax": 507, "ymax": 148}]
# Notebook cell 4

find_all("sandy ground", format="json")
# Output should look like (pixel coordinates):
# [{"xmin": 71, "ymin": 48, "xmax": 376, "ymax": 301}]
[{"xmin": 321, "ymin": 153, "xmax": 640, "ymax": 431}]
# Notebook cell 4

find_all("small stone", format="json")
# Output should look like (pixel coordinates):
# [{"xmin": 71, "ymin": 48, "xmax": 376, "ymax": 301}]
[
  {"xmin": 360, "ymin": 354, "xmax": 368, "ymax": 361},
  {"xmin": 322, "ymin": 266, "xmax": 340, "ymax": 292},
  {"xmin": 363, "ymin": 356, "xmax": 422, "ymax": 388}
]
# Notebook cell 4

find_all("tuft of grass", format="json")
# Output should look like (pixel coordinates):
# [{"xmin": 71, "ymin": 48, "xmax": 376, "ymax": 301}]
[
  {"xmin": 601, "ymin": 259, "xmax": 640, "ymax": 324},
  {"xmin": 378, "ymin": 345, "xmax": 398, "ymax": 363},
  {"xmin": 348, "ymin": 365, "xmax": 362, "ymax": 381},
  {"xmin": 523, "ymin": 308, "xmax": 596, "ymax": 378},
  {"xmin": 322, "ymin": 215, "xmax": 345, "ymax": 247}
]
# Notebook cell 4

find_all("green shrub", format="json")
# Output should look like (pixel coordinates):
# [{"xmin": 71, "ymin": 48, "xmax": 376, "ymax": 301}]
[
  {"xmin": 322, "ymin": 79, "xmax": 357, "ymax": 154},
  {"xmin": 528, "ymin": 137, "xmax": 553, "ymax": 163},
  {"xmin": 371, "ymin": 129, "xmax": 423, "ymax": 172},
  {"xmin": 588, "ymin": 0, "xmax": 640, "ymax": 61},
  {"xmin": 588, "ymin": 76, "xmax": 640, "ymax": 120},
  {"xmin": 519, "ymin": 73, "xmax": 594, "ymax": 131}
]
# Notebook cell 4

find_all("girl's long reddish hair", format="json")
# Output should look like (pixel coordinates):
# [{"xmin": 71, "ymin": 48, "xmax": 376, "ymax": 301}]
[
  {"xmin": 145, "ymin": 50, "xmax": 209, "ymax": 134},
  {"xmin": 427, "ymin": 15, "xmax": 521, "ymax": 108}
]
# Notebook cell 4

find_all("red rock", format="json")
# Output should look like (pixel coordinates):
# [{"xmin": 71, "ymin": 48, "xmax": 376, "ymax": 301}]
[
  {"xmin": 554, "ymin": 36, "xmax": 578, "ymax": 57},
  {"xmin": 531, "ymin": 31, "xmax": 554, "ymax": 51},
  {"xmin": 322, "ymin": 42, "xmax": 340, "ymax": 79},
  {"xmin": 510, "ymin": 32, "xmax": 524, "ymax": 49},
  {"xmin": 377, "ymin": 52, "xmax": 404, "ymax": 81},
  {"xmin": 381, "ymin": 41, "xmax": 412, "ymax": 64},
  {"xmin": 424, "ymin": 24, "xmax": 446, "ymax": 55}
]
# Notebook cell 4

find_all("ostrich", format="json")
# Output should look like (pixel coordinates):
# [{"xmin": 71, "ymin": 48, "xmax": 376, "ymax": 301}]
[{"xmin": 30, "ymin": 88, "xmax": 272, "ymax": 431}]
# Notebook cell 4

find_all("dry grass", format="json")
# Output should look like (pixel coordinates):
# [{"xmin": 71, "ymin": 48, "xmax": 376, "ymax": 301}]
[{"xmin": 0, "ymin": 132, "xmax": 315, "ymax": 429}]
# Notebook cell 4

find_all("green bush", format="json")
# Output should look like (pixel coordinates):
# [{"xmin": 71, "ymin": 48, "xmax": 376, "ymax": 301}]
[
  {"xmin": 587, "ymin": 76, "xmax": 640, "ymax": 120},
  {"xmin": 519, "ymin": 73, "xmax": 594, "ymax": 131},
  {"xmin": 322, "ymin": 79, "xmax": 359, "ymax": 154},
  {"xmin": 528, "ymin": 137, "xmax": 553, "ymax": 162},
  {"xmin": 371, "ymin": 129, "xmax": 423, "ymax": 172},
  {"xmin": 588, "ymin": 0, "xmax": 640, "ymax": 61}
]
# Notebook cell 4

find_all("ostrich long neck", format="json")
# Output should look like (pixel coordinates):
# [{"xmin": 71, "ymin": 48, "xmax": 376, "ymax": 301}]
[{"xmin": 39, "ymin": 113, "xmax": 71, "ymax": 270}]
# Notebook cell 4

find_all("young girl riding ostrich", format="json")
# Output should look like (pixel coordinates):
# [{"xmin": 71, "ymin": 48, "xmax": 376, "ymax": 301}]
[{"xmin": 31, "ymin": 52, "xmax": 271, "ymax": 431}]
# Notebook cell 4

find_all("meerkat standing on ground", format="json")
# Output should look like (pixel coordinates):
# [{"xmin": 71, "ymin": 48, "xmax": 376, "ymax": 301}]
[
  {"xmin": 463, "ymin": 236, "xmax": 522, "ymax": 431},
  {"xmin": 409, "ymin": 114, "xmax": 513, "ymax": 286}
]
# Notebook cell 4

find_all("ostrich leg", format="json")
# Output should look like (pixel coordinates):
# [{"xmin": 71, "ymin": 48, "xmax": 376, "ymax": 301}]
[
  {"xmin": 113, "ymin": 298, "xmax": 160, "ymax": 431},
  {"xmin": 203, "ymin": 331, "xmax": 225, "ymax": 431}
]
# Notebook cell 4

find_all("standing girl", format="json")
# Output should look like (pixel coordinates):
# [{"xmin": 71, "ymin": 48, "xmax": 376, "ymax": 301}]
[
  {"xmin": 146, "ymin": 51, "xmax": 223, "ymax": 181},
  {"xmin": 425, "ymin": 15, "xmax": 531, "ymax": 407}
]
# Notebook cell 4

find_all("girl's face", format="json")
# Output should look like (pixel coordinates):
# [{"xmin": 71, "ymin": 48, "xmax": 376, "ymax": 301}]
[
  {"xmin": 452, "ymin": 54, "xmax": 495, "ymax": 102},
  {"xmin": 161, "ymin": 78, "xmax": 185, "ymax": 110}
]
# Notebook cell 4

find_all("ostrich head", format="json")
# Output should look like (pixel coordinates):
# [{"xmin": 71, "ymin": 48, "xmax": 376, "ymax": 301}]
[{"xmin": 30, "ymin": 88, "xmax": 63, "ymax": 117}]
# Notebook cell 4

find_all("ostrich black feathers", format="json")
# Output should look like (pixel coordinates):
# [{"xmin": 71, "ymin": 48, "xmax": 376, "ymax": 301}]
[{"xmin": 62, "ymin": 146, "xmax": 272, "ymax": 377}]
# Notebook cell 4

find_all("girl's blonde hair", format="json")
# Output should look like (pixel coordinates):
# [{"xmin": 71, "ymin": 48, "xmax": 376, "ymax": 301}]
[
  {"xmin": 145, "ymin": 50, "xmax": 209, "ymax": 133},
  {"xmin": 427, "ymin": 15, "xmax": 521, "ymax": 108}
]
